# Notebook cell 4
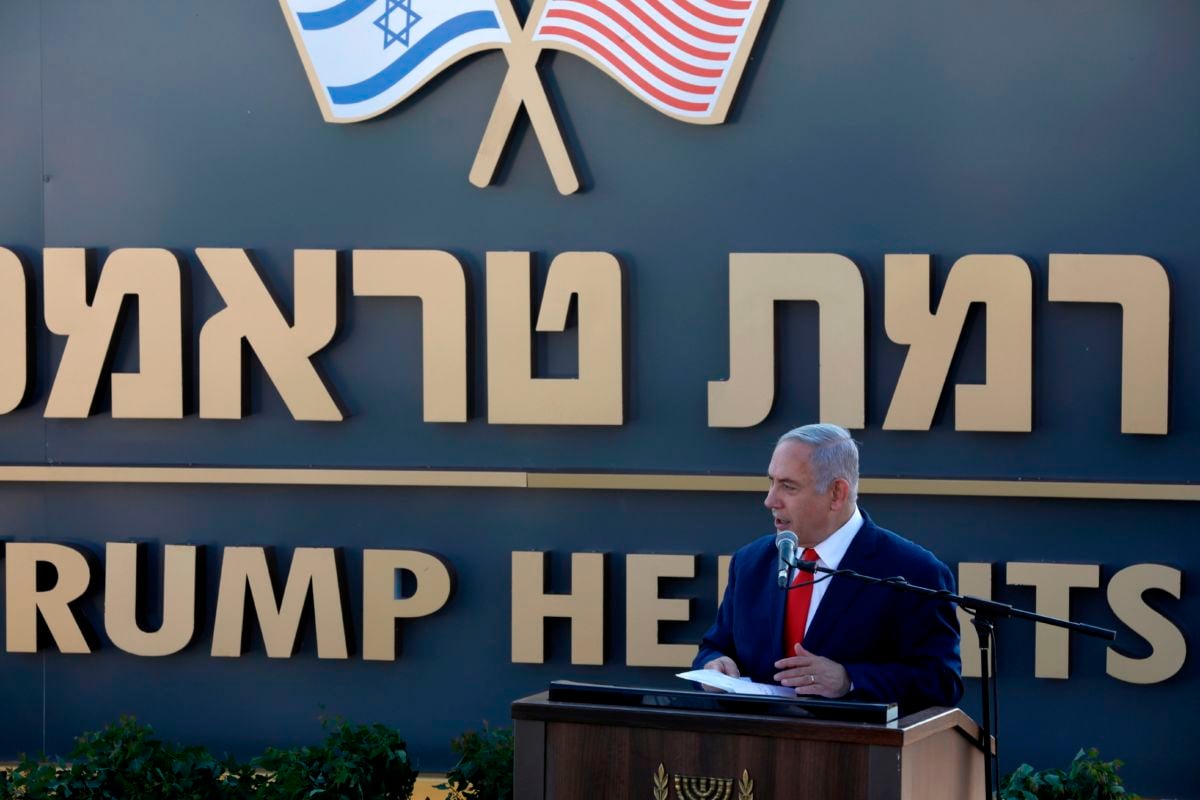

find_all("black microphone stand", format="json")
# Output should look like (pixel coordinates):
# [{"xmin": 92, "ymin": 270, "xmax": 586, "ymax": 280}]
[{"xmin": 782, "ymin": 556, "xmax": 1117, "ymax": 800}]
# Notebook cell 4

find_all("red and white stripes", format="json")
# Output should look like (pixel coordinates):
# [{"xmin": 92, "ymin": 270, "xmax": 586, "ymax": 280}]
[{"xmin": 532, "ymin": 0, "xmax": 761, "ymax": 120}]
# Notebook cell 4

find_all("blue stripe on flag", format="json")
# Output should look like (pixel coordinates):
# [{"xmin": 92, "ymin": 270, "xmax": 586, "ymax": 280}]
[
  {"xmin": 327, "ymin": 11, "xmax": 501, "ymax": 105},
  {"xmin": 297, "ymin": 0, "xmax": 377, "ymax": 31}
]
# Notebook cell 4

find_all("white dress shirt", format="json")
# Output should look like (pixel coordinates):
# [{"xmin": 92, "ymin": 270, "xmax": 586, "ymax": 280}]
[{"xmin": 794, "ymin": 506, "xmax": 863, "ymax": 632}]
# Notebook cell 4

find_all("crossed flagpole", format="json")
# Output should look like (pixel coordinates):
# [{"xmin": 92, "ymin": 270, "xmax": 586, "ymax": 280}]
[{"xmin": 469, "ymin": 0, "xmax": 580, "ymax": 195}]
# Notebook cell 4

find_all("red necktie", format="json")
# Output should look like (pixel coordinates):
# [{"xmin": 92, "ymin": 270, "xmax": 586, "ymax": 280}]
[{"xmin": 783, "ymin": 548, "xmax": 820, "ymax": 657}]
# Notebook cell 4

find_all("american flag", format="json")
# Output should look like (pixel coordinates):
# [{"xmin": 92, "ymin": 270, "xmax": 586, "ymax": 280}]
[{"xmin": 531, "ymin": 0, "xmax": 769, "ymax": 123}]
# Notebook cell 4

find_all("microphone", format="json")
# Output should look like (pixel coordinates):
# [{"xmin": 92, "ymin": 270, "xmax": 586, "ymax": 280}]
[{"xmin": 775, "ymin": 530, "xmax": 798, "ymax": 588}]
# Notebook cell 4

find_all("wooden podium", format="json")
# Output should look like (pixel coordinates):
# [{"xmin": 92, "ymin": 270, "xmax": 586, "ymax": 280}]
[{"xmin": 513, "ymin": 688, "xmax": 985, "ymax": 800}]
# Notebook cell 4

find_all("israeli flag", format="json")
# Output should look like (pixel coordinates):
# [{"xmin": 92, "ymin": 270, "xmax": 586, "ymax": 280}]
[{"xmin": 280, "ymin": 0, "xmax": 510, "ymax": 122}]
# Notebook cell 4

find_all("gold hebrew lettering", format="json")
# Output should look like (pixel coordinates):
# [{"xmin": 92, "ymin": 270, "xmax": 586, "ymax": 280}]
[
  {"xmin": 708, "ymin": 254, "xmax": 865, "ymax": 429},
  {"xmin": 1049, "ymin": 254, "xmax": 1169, "ymax": 434},
  {"xmin": 5, "ymin": 543, "xmax": 91, "ymax": 654},
  {"xmin": 1007, "ymin": 562, "xmax": 1099, "ymax": 679},
  {"xmin": 104, "ymin": 543, "xmax": 196, "ymax": 657},
  {"xmin": 956, "ymin": 562, "xmax": 993, "ymax": 678},
  {"xmin": 197, "ymin": 249, "xmax": 340, "ymax": 421},
  {"xmin": 1106, "ymin": 564, "xmax": 1185, "ymax": 684},
  {"xmin": 353, "ymin": 250, "xmax": 467, "ymax": 422},
  {"xmin": 211, "ymin": 547, "xmax": 347, "ymax": 659},
  {"xmin": 884, "ymin": 254, "xmax": 1032, "ymax": 431},
  {"xmin": 511, "ymin": 551, "xmax": 604, "ymax": 664},
  {"xmin": 0, "ymin": 248, "xmax": 26, "ymax": 413},
  {"xmin": 362, "ymin": 550, "xmax": 453, "ymax": 661},
  {"xmin": 626, "ymin": 554, "xmax": 698, "ymax": 667},
  {"xmin": 487, "ymin": 252, "xmax": 622, "ymax": 425},
  {"xmin": 717, "ymin": 555, "xmax": 732, "ymax": 606},
  {"xmin": 44, "ymin": 248, "xmax": 182, "ymax": 419}
]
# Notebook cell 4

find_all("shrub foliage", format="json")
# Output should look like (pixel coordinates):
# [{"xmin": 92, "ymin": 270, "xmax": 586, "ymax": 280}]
[
  {"xmin": 1000, "ymin": 748, "xmax": 1139, "ymax": 800},
  {"xmin": 436, "ymin": 724, "xmax": 514, "ymax": 800},
  {"xmin": 0, "ymin": 716, "xmax": 239, "ymax": 800},
  {"xmin": 0, "ymin": 716, "xmax": 417, "ymax": 800},
  {"xmin": 253, "ymin": 719, "xmax": 417, "ymax": 800}
]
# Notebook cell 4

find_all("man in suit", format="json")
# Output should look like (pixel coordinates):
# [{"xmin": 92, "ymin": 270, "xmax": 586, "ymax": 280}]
[{"xmin": 694, "ymin": 423, "xmax": 963, "ymax": 713}]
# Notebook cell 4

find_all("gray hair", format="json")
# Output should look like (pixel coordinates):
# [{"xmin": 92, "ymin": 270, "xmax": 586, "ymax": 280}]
[{"xmin": 777, "ymin": 423, "xmax": 859, "ymax": 499}]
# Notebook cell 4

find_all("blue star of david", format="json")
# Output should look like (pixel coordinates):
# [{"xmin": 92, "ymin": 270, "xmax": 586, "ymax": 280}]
[{"xmin": 374, "ymin": 0, "xmax": 421, "ymax": 49}]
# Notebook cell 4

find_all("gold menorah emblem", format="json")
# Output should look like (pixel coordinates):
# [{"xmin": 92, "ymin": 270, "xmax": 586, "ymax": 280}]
[
  {"xmin": 653, "ymin": 764, "xmax": 754, "ymax": 800},
  {"xmin": 673, "ymin": 775, "xmax": 733, "ymax": 800}
]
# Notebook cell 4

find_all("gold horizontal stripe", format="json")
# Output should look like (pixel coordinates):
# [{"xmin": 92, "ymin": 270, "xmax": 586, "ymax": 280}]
[
  {"xmin": 861, "ymin": 478, "xmax": 1200, "ymax": 501},
  {"xmin": 532, "ymin": 474, "xmax": 1200, "ymax": 500},
  {"xmin": 528, "ymin": 473, "xmax": 765, "ymax": 492},
  {"xmin": 0, "ymin": 466, "xmax": 526, "ymax": 488},
  {"xmin": 0, "ymin": 466, "xmax": 1194, "ymax": 501}
]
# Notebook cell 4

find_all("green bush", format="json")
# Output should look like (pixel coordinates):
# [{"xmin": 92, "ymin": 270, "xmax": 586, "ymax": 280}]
[
  {"xmin": 1000, "ymin": 748, "xmax": 1138, "ymax": 800},
  {"xmin": 0, "ymin": 716, "xmax": 242, "ymax": 800},
  {"xmin": 252, "ymin": 718, "xmax": 417, "ymax": 800},
  {"xmin": 436, "ymin": 724, "xmax": 513, "ymax": 800},
  {"xmin": 0, "ymin": 716, "xmax": 418, "ymax": 800}
]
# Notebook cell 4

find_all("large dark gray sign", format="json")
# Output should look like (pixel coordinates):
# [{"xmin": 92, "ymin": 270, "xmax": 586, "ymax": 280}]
[{"xmin": 0, "ymin": 1, "xmax": 1196, "ymax": 797}]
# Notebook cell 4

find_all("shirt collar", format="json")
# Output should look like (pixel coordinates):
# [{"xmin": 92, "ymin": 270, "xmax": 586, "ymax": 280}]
[{"xmin": 810, "ymin": 506, "xmax": 862, "ymax": 569}]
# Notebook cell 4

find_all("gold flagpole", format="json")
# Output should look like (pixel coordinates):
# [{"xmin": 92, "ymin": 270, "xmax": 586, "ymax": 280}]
[{"xmin": 469, "ymin": 0, "xmax": 580, "ymax": 195}]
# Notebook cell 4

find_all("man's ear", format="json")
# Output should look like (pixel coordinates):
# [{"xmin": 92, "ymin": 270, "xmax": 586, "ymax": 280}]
[{"xmin": 829, "ymin": 478, "xmax": 851, "ymax": 510}]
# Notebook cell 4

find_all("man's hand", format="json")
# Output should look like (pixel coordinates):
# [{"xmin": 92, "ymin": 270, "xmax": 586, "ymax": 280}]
[
  {"xmin": 774, "ymin": 643, "xmax": 851, "ymax": 697},
  {"xmin": 701, "ymin": 656, "xmax": 741, "ymax": 691}
]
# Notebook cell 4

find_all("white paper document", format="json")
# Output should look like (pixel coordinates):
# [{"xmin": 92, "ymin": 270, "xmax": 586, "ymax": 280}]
[{"xmin": 676, "ymin": 670, "xmax": 796, "ymax": 698}]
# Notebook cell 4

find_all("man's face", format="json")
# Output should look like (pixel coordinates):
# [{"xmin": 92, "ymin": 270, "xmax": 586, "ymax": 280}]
[{"xmin": 764, "ymin": 440, "xmax": 839, "ymax": 547}]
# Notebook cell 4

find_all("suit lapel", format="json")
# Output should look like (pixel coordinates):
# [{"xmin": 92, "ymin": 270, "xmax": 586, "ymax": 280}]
[{"xmin": 802, "ymin": 518, "xmax": 880, "ymax": 654}]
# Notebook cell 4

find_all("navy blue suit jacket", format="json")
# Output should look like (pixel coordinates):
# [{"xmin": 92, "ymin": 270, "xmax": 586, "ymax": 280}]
[{"xmin": 694, "ymin": 512, "xmax": 963, "ymax": 714}]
